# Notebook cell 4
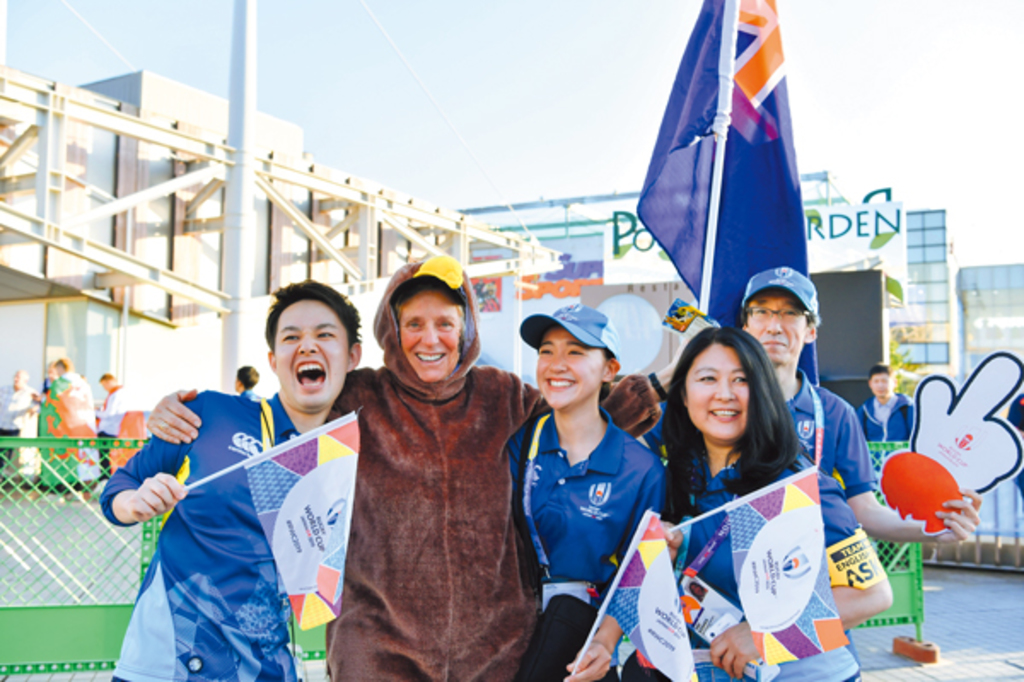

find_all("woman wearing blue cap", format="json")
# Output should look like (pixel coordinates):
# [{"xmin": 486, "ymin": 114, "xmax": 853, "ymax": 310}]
[{"xmin": 509, "ymin": 304, "xmax": 666, "ymax": 682}]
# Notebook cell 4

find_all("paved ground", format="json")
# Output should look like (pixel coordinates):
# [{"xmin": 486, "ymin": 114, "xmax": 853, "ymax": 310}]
[{"xmin": 3, "ymin": 566, "xmax": 1023, "ymax": 682}]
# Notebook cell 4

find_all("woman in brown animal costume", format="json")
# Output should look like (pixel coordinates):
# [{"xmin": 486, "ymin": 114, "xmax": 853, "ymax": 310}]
[
  {"xmin": 325, "ymin": 256, "xmax": 660, "ymax": 681},
  {"xmin": 147, "ymin": 255, "xmax": 660, "ymax": 681}
]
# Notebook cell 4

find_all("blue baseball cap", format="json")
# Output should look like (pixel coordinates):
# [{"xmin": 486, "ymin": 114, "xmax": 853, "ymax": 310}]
[
  {"xmin": 520, "ymin": 304, "xmax": 621, "ymax": 359},
  {"xmin": 742, "ymin": 267, "xmax": 820, "ymax": 320}
]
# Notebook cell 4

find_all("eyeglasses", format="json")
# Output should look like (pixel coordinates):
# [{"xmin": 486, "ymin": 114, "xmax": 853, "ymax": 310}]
[{"xmin": 745, "ymin": 306, "xmax": 809, "ymax": 326}]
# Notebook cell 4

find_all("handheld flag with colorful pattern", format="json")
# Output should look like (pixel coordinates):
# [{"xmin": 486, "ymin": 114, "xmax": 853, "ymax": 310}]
[
  {"xmin": 727, "ymin": 468, "xmax": 848, "ymax": 664},
  {"xmin": 245, "ymin": 413, "xmax": 360, "ymax": 630},
  {"xmin": 575, "ymin": 511, "xmax": 694, "ymax": 681}
]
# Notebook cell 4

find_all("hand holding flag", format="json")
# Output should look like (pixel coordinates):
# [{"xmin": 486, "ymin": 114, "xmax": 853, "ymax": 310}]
[{"xmin": 573, "ymin": 511, "xmax": 695, "ymax": 682}]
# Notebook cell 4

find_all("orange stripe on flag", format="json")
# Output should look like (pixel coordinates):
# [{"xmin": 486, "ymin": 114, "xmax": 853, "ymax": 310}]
[
  {"xmin": 738, "ymin": 11, "xmax": 767, "ymax": 27},
  {"xmin": 813, "ymin": 617, "xmax": 850, "ymax": 653},
  {"xmin": 735, "ymin": 26, "xmax": 785, "ymax": 103}
]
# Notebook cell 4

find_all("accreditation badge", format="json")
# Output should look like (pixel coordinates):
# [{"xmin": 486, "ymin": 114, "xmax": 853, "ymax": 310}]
[{"xmin": 827, "ymin": 528, "xmax": 887, "ymax": 589}]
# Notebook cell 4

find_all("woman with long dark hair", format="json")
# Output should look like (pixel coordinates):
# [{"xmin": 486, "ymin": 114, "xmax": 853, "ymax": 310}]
[{"xmin": 571, "ymin": 327, "xmax": 892, "ymax": 682}]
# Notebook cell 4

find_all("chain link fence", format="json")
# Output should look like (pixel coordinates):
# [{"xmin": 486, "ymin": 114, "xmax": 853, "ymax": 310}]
[
  {"xmin": 0, "ymin": 437, "xmax": 154, "ymax": 674},
  {"xmin": 858, "ymin": 441, "xmax": 925, "ymax": 640}
]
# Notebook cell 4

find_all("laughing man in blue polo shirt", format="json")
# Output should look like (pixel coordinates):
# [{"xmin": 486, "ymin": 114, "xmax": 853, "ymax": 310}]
[{"xmin": 100, "ymin": 281, "xmax": 361, "ymax": 682}]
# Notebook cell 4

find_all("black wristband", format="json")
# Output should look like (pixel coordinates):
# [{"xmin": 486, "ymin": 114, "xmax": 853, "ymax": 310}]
[{"xmin": 648, "ymin": 372, "xmax": 668, "ymax": 401}]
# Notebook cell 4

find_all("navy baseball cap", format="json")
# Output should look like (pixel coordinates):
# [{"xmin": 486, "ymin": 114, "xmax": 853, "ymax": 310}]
[
  {"xmin": 520, "ymin": 304, "xmax": 621, "ymax": 359},
  {"xmin": 742, "ymin": 267, "xmax": 820, "ymax": 319}
]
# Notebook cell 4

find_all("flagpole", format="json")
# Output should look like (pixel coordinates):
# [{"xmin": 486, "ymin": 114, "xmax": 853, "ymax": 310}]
[{"xmin": 697, "ymin": 0, "xmax": 742, "ymax": 314}]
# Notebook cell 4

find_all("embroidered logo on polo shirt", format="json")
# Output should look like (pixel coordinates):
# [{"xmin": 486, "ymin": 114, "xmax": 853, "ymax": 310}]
[
  {"xmin": 588, "ymin": 482, "xmax": 612, "ymax": 507},
  {"xmin": 229, "ymin": 432, "xmax": 263, "ymax": 459},
  {"xmin": 797, "ymin": 420, "xmax": 813, "ymax": 440}
]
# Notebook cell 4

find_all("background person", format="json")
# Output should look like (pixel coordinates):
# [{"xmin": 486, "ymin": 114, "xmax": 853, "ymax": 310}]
[
  {"xmin": 856, "ymin": 364, "xmax": 913, "ymax": 442},
  {"xmin": 574, "ymin": 327, "xmax": 893, "ymax": 682},
  {"xmin": 0, "ymin": 370, "xmax": 40, "ymax": 476},
  {"xmin": 148, "ymin": 255, "xmax": 662, "ymax": 682},
  {"xmin": 97, "ymin": 374, "xmax": 129, "ymax": 438},
  {"xmin": 511, "ymin": 305, "xmax": 665, "ymax": 682},
  {"xmin": 235, "ymin": 366, "xmax": 260, "ymax": 401},
  {"xmin": 100, "ymin": 281, "xmax": 362, "ymax": 682}
]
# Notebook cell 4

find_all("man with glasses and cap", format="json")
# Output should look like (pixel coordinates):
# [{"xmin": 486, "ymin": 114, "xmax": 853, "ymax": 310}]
[{"xmin": 736, "ymin": 267, "xmax": 981, "ymax": 545}]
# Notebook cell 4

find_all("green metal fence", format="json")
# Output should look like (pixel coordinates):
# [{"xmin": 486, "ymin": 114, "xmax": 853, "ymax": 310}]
[{"xmin": 856, "ymin": 440, "xmax": 926, "ymax": 641}]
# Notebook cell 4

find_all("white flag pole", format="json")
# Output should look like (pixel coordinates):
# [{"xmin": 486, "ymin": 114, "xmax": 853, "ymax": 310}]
[
  {"xmin": 570, "ymin": 511, "xmax": 658, "ymax": 678},
  {"xmin": 184, "ymin": 412, "xmax": 358, "ymax": 491},
  {"xmin": 697, "ymin": 0, "xmax": 742, "ymax": 314}
]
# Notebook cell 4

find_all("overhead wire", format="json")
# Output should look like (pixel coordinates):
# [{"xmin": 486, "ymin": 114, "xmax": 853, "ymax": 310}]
[
  {"xmin": 59, "ymin": 0, "xmax": 137, "ymax": 72},
  {"xmin": 355, "ymin": 0, "xmax": 539, "ymax": 244}
]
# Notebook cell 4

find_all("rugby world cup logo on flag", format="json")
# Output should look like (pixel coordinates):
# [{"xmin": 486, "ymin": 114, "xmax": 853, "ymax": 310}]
[{"xmin": 246, "ymin": 413, "xmax": 360, "ymax": 630}]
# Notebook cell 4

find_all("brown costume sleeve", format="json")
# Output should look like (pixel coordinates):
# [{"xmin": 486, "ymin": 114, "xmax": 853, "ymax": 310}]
[{"xmin": 601, "ymin": 374, "xmax": 662, "ymax": 438}]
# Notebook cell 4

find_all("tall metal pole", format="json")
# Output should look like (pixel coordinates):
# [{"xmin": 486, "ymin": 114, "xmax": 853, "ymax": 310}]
[{"xmin": 222, "ymin": 0, "xmax": 258, "ymax": 392}]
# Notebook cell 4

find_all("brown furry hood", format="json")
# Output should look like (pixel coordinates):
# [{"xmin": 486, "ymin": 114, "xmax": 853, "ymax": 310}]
[{"xmin": 373, "ymin": 258, "xmax": 482, "ymax": 403}]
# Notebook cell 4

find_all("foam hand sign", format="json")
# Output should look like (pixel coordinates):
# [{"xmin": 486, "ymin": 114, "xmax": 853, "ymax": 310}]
[{"xmin": 880, "ymin": 352, "xmax": 1024, "ymax": 534}]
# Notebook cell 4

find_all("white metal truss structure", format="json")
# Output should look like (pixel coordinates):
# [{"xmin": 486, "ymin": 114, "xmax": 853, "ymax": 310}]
[{"xmin": 0, "ymin": 65, "xmax": 559, "ymax": 317}]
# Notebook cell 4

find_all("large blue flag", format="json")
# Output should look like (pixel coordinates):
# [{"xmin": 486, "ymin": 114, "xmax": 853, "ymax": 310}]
[{"xmin": 638, "ymin": 0, "xmax": 816, "ymax": 380}]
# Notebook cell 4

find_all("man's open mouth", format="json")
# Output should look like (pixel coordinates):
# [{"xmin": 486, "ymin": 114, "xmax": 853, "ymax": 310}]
[{"xmin": 297, "ymin": 361, "xmax": 326, "ymax": 386}]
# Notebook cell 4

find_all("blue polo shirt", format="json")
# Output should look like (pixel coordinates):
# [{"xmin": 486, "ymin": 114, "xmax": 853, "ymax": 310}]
[
  {"xmin": 788, "ymin": 370, "xmax": 876, "ymax": 499},
  {"xmin": 100, "ymin": 392, "xmax": 299, "ymax": 682},
  {"xmin": 682, "ymin": 464, "xmax": 862, "ymax": 681},
  {"xmin": 508, "ymin": 408, "xmax": 666, "ymax": 587}
]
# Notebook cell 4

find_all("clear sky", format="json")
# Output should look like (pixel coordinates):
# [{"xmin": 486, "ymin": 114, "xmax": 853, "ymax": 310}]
[{"xmin": 7, "ymin": 0, "xmax": 1022, "ymax": 267}]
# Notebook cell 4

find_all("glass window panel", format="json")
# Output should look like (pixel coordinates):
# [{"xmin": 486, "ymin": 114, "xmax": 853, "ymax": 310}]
[
  {"xmin": 907, "ymin": 247, "xmax": 924, "ymax": 264},
  {"xmin": 908, "ymin": 264, "xmax": 928, "ymax": 283},
  {"xmin": 929, "ymin": 264, "xmax": 948, "ymax": 283},
  {"xmin": 927, "ymin": 343, "xmax": 949, "ymax": 364},
  {"xmin": 1011, "ymin": 266, "xmax": 1024, "ymax": 289},
  {"xmin": 978, "ymin": 268, "xmax": 993, "ymax": 289},
  {"xmin": 923, "ymin": 229, "xmax": 946, "ymax": 246},
  {"xmin": 905, "ymin": 284, "xmax": 926, "ymax": 304},
  {"xmin": 926, "ymin": 283, "xmax": 948, "ymax": 302},
  {"xmin": 906, "ymin": 343, "xmax": 927, "ymax": 364},
  {"xmin": 907, "ymin": 230, "xmax": 924, "ymax": 247},
  {"xmin": 960, "ymin": 269, "xmax": 977, "ymax": 290},
  {"xmin": 926, "ymin": 302, "xmax": 949, "ymax": 322},
  {"xmin": 923, "ymin": 211, "xmax": 945, "ymax": 228},
  {"xmin": 993, "ymin": 267, "xmax": 1010, "ymax": 290},
  {"xmin": 907, "ymin": 213, "xmax": 924, "ymax": 229},
  {"xmin": 928, "ymin": 325, "xmax": 949, "ymax": 342},
  {"xmin": 924, "ymin": 245, "xmax": 946, "ymax": 262}
]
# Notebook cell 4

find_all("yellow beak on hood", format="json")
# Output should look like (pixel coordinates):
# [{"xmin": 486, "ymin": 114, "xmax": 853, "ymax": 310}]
[{"xmin": 413, "ymin": 255, "xmax": 464, "ymax": 291}]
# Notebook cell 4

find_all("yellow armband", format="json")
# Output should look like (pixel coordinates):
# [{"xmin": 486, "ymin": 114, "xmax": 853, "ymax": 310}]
[{"xmin": 827, "ymin": 529, "xmax": 887, "ymax": 589}]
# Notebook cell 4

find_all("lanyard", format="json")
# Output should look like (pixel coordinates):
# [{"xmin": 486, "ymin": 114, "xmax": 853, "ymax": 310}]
[
  {"xmin": 260, "ymin": 399, "xmax": 276, "ymax": 450},
  {"xmin": 808, "ymin": 384, "xmax": 824, "ymax": 467},
  {"xmin": 523, "ymin": 414, "xmax": 553, "ymax": 570},
  {"xmin": 682, "ymin": 515, "xmax": 731, "ymax": 578}
]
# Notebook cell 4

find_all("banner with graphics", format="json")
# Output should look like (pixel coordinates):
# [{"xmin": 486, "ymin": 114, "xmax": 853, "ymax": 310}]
[
  {"xmin": 805, "ymin": 202, "xmax": 906, "ymax": 300},
  {"xmin": 727, "ymin": 468, "xmax": 848, "ymax": 665},
  {"xmin": 246, "ymin": 413, "xmax": 360, "ymax": 630},
  {"xmin": 880, "ymin": 352, "xmax": 1024, "ymax": 533}
]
